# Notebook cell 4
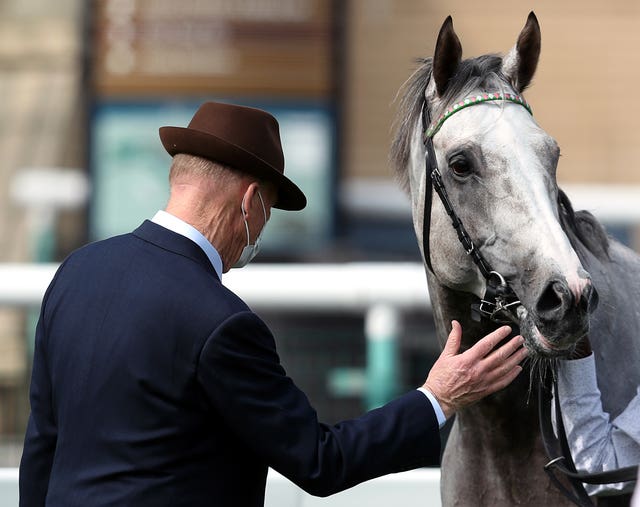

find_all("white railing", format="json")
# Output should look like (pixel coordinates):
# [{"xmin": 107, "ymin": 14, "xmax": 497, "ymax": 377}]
[
  {"xmin": 265, "ymin": 468, "xmax": 441, "ymax": 507},
  {"xmin": 0, "ymin": 262, "xmax": 431, "ymax": 311},
  {"xmin": 0, "ymin": 467, "xmax": 442, "ymax": 506},
  {"xmin": 0, "ymin": 469, "xmax": 17, "ymax": 506}
]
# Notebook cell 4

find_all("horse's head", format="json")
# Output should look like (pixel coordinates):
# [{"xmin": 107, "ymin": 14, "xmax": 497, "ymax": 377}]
[{"xmin": 392, "ymin": 13, "xmax": 603, "ymax": 358}]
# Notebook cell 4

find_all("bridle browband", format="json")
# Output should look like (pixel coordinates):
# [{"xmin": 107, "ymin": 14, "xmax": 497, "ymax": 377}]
[
  {"xmin": 421, "ymin": 90, "xmax": 528, "ymax": 325},
  {"xmin": 424, "ymin": 92, "xmax": 532, "ymax": 138},
  {"xmin": 420, "ymin": 85, "xmax": 638, "ymax": 506}
]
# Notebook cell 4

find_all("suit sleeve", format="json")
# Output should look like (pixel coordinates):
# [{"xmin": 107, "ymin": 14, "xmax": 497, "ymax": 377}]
[{"xmin": 197, "ymin": 311, "xmax": 440, "ymax": 497}]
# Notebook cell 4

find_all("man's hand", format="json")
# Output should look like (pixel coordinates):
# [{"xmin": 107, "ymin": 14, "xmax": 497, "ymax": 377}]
[{"xmin": 423, "ymin": 320, "xmax": 528, "ymax": 419}]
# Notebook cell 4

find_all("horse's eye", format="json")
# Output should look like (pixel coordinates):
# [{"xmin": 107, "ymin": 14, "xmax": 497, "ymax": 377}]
[{"xmin": 450, "ymin": 159, "xmax": 471, "ymax": 177}]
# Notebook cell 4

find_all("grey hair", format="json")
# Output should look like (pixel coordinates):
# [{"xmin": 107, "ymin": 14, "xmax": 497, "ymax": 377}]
[{"xmin": 168, "ymin": 154, "xmax": 241, "ymax": 186}]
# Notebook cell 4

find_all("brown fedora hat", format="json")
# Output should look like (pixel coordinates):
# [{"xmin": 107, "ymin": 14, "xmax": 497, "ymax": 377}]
[{"xmin": 159, "ymin": 101, "xmax": 307, "ymax": 211}]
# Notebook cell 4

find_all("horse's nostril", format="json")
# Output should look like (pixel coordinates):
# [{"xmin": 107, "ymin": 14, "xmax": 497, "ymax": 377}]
[{"xmin": 536, "ymin": 280, "xmax": 565, "ymax": 315}]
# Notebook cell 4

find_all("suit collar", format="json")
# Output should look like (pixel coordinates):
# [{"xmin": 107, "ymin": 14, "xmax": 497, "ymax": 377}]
[
  {"xmin": 133, "ymin": 220, "xmax": 221, "ymax": 281},
  {"xmin": 150, "ymin": 211, "xmax": 223, "ymax": 278}
]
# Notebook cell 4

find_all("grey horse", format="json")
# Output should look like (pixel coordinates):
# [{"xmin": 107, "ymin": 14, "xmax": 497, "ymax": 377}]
[{"xmin": 391, "ymin": 12, "xmax": 640, "ymax": 506}]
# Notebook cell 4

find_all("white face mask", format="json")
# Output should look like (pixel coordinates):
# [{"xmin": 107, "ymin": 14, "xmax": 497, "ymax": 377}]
[{"xmin": 233, "ymin": 190, "xmax": 267, "ymax": 269}]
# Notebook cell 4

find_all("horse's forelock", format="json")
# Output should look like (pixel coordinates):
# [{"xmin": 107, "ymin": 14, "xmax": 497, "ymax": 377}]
[
  {"xmin": 435, "ymin": 54, "xmax": 506, "ymax": 112},
  {"xmin": 390, "ymin": 54, "xmax": 510, "ymax": 192}
]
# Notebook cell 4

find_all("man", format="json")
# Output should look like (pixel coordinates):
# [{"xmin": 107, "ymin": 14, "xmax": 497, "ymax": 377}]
[{"xmin": 19, "ymin": 101, "xmax": 528, "ymax": 506}]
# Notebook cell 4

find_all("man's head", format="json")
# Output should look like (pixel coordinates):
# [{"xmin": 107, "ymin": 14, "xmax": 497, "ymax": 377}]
[
  {"xmin": 160, "ymin": 102, "xmax": 304, "ymax": 272},
  {"xmin": 159, "ymin": 101, "xmax": 306, "ymax": 211},
  {"xmin": 165, "ymin": 153, "xmax": 277, "ymax": 273}
]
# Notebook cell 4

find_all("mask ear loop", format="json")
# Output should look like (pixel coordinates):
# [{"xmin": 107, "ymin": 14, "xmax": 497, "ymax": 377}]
[
  {"xmin": 241, "ymin": 188, "xmax": 267, "ymax": 247},
  {"xmin": 256, "ymin": 190, "xmax": 267, "ymax": 226},
  {"xmin": 240, "ymin": 193, "xmax": 251, "ymax": 246}
]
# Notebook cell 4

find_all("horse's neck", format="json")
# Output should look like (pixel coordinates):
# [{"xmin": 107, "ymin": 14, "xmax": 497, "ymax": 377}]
[
  {"xmin": 580, "ymin": 239, "xmax": 640, "ymax": 416},
  {"xmin": 426, "ymin": 274, "xmax": 494, "ymax": 349},
  {"xmin": 427, "ymin": 274, "xmax": 563, "ymax": 504}
]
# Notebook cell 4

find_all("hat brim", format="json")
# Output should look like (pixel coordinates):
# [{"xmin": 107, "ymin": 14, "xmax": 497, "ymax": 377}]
[{"xmin": 159, "ymin": 126, "xmax": 307, "ymax": 211}]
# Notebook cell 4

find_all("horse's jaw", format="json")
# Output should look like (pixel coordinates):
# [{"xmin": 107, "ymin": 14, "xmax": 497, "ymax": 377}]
[
  {"xmin": 427, "ymin": 268, "xmax": 590, "ymax": 359},
  {"xmin": 426, "ymin": 274, "xmax": 500, "ymax": 350}
]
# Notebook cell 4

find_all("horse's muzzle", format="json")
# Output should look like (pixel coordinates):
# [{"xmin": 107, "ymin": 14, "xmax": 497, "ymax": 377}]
[{"xmin": 528, "ymin": 277, "xmax": 596, "ymax": 354}]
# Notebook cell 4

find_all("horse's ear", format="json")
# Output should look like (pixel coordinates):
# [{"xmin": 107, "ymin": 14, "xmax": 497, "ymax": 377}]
[
  {"xmin": 502, "ymin": 11, "xmax": 541, "ymax": 92},
  {"xmin": 432, "ymin": 16, "xmax": 462, "ymax": 97}
]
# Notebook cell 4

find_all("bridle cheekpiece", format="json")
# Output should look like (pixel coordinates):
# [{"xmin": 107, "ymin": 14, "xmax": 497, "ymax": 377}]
[{"xmin": 421, "ymin": 90, "xmax": 532, "ymax": 325}]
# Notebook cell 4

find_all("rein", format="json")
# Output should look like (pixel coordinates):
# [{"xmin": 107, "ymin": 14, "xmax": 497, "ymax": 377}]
[
  {"xmin": 421, "ymin": 90, "xmax": 526, "ymax": 325},
  {"xmin": 420, "ymin": 87, "xmax": 638, "ymax": 506},
  {"xmin": 538, "ymin": 369, "xmax": 639, "ymax": 507}
]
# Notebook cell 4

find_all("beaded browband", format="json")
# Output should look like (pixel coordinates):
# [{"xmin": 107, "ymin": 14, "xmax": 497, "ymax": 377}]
[{"xmin": 424, "ymin": 92, "xmax": 533, "ymax": 139}]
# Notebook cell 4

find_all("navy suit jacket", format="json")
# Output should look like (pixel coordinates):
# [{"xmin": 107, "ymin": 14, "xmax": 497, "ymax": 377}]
[{"xmin": 19, "ymin": 220, "xmax": 440, "ymax": 506}]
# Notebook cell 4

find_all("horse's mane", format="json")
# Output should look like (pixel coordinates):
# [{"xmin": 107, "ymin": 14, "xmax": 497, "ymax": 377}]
[
  {"xmin": 389, "ymin": 53, "xmax": 611, "ymax": 263},
  {"xmin": 558, "ymin": 189, "xmax": 610, "ymax": 263}
]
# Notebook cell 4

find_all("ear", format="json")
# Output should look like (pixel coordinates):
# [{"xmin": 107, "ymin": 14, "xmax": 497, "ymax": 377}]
[
  {"xmin": 241, "ymin": 182, "xmax": 268, "ymax": 221},
  {"xmin": 240, "ymin": 182, "xmax": 258, "ymax": 216},
  {"xmin": 432, "ymin": 16, "xmax": 462, "ymax": 97},
  {"xmin": 502, "ymin": 11, "xmax": 541, "ymax": 92}
]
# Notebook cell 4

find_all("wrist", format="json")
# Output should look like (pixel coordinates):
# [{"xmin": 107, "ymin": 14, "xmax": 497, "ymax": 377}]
[
  {"xmin": 422, "ymin": 382, "xmax": 454, "ymax": 420},
  {"xmin": 417, "ymin": 387, "xmax": 448, "ymax": 427}
]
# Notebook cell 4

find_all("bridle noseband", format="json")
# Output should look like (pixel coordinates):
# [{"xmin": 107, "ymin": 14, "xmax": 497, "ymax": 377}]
[{"xmin": 421, "ymin": 91, "xmax": 530, "ymax": 325}]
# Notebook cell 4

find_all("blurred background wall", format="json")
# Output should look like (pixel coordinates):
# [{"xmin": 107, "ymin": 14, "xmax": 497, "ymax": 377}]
[
  {"xmin": 0, "ymin": 0, "xmax": 83, "ymax": 461},
  {"xmin": 1, "ymin": 0, "xmax": 639, "ymax": 465}
]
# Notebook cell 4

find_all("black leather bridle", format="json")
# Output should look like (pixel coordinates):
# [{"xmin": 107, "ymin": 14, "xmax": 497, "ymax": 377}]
[{"xmin": 420, "ymin": 94, "xmax": 521, "ymax": 325}]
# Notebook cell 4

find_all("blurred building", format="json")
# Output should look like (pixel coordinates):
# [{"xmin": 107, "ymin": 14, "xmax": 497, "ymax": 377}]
[
  {"xmin": 0, "ymin": 0, "xmax": 83, "ymax": 457},
  {"xmin": 1, "ymin": 0, "xmax": 640, "ymax": 463}
]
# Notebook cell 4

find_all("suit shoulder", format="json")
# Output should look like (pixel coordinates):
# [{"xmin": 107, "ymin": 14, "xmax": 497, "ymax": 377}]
[{"xmin": 62, "ymin": 232, "xmax": 137, "ymax": 262}]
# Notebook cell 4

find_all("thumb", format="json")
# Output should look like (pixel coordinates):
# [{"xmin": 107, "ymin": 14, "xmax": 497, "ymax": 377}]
[{"xmin": 443, "ymin": 320, "xmax": 462, "ymax": 356}]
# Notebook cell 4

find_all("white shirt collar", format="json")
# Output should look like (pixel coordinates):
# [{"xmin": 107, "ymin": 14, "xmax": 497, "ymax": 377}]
[{"xmin": 151, "ymin": 210, "xmax": 223, "ymax": 281}]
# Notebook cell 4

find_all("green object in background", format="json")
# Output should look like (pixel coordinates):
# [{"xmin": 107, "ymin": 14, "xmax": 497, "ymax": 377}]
[
  {"xmin": 365, "ymin": 305, "xmax": 400, "ymax": 410},
  {"xmin": 90, "ymin": 101, "xmax": 335, "ymax": 256},
  {"xmin": 327, "ymin": 367, "xmax": 366, "ymax": 397},
  {"xmin": 91, "ymin": 104, "xmax": 174, "ymax": 241}
]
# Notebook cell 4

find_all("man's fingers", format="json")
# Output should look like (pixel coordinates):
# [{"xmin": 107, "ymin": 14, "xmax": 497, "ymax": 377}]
[
  {"xmin": 486, "ymin": 364, "xmax": 523, "ymax": 395},
  {"xmin": 467, "ymin": 326, "xmax": 512, "ymax": 359},
  {"xmin": 426, "ymin": 322, "xmax": 528, "ymax": 416},
  {"xmin": 483, "ymin": 335, "xmax": 526, "ymax": 369},
  {"xmin": 442, "ymin": 320, "xmax": 463, "ymax": 356},
  {"xmin": 483, "ymin": 345, "xmax": 528, "ymax": 384}
]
